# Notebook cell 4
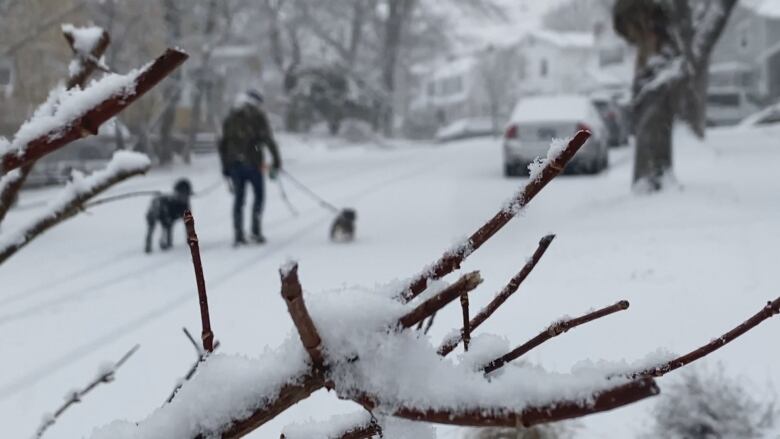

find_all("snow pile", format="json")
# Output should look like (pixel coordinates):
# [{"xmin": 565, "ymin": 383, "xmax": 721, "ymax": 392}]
[
  {"xmin": 91, "ymin": 341, "xmax": 310, "ymax": 439},
  {"xmin": 0, "ymin": 67, "xmax": 144, "ymax": 158},
  {"xmin": 0, "ymin": 151, "xmax": 149, "ymax": 250}
]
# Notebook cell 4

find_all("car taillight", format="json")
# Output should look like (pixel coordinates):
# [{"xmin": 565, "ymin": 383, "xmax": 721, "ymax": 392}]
[
  {"xmin": 576, "ymin": 122, "xmax": 592, "ymax": 133},
  {"xmin": 505, "ymin": 125, "xmax": 518, "ymax": 139}
]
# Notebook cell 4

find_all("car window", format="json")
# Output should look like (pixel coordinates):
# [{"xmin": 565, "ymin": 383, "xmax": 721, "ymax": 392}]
[{"xmin": 707, "ymin": 93, "xmax": 740, "ymax": 107}]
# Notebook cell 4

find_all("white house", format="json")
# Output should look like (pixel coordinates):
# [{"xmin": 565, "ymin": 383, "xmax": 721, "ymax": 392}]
[
  {"xmin": 710, "ymin": 0, "xmax": 780, "ymax": 103},
  {"xmin": 405, "ymin": 25, "xmax": 633, "ymax": 139}
]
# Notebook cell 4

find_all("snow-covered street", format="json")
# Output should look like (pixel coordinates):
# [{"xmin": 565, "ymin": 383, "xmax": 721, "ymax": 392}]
[{"xmin": 2, "ymin": 126, "xmax": 779, "ymax": 438}]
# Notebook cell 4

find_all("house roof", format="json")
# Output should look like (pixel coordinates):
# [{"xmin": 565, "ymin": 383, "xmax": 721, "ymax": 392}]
[{"xmin": 742, "ymin": 0, "xmax": 780, "ymax": 18}]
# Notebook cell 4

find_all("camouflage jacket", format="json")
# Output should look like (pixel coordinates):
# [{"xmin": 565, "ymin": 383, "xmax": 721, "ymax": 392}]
[{"xmin": 218, "ymin": 104, "xmax": 281, "ymax": 172}]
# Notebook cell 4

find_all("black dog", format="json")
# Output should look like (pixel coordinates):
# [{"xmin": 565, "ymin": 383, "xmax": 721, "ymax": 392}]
[
  {"xmin": 330, "ymin": 208, "xmax": 356, "ymax": 242},
  {"xmin": 145, "ymin": 179, "xmax": 193, "ymax": 253}
]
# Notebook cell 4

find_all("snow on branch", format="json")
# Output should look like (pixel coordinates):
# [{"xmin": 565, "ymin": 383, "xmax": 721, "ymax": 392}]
[
  {"xmin": 439, "ymin": 235, "xmax": 556, "ymax": 356},
  {"xmin": 482, "ymin": 301, "xmax": 631, "ymax": 375},
  {"xmin": 34, "ymin": 344, "xmax": 139, "ymax": 438},
  {"xmin": 0, "ymin": 26, "xmax": 112, "ymax": 224},
  {"xmin": 0, "ymin": 151, "xmax": 150, "ymax": 265},
  {"xmin": 630, "ymin": 296, "xmax": 780, "ymax": 378},
  {"xmin": 398, "ymin": 271, "xmax": 483, "ymax": 328},
  {"xmin": 0, "ymin": 48, "xmax": 187, "ymax": 174},
  {"xmin": 402, "ymin": 131, "xmax": 590, "ymax": 302},
  {"xmin": 62, "ymin": 24, "xmax": 111, "ymax": 89}
]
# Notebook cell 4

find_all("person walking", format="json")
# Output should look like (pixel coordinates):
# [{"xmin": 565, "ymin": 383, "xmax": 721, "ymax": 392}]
[{"xmin": 218, "ymin": 89, "xmax": 282, "ymax": 246}]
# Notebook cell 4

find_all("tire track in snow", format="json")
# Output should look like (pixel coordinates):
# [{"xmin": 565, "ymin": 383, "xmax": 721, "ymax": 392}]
[
  {"xmin": 0, "ymin": 148, "xmax": 428, "ymax": 311},
  {"xmin": 0, "ymin": 158, "xmax": 445, "ymax": 399}
]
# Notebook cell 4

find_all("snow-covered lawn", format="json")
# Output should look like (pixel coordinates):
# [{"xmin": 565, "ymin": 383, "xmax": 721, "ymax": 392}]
[{"xmin": 1, "ymin": 126, "xmax": 779, "ymax": 438}]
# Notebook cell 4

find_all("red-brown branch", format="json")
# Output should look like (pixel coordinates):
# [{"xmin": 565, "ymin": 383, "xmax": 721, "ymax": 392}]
[
  {"xmin": 34, "ymin": 345, "xmax": 139, "ymax": 438},
  {"xmin": 0, "ymin": 28, "xmax": 111, "ymax": 225},
  {"xmin": 398, "ymin": 271, "xmax": 483, "ymax": 329},
  {"xmin": 354, "ymin": 377, "xmax": 658, "ymax": 428},
  {"xmin": 280, "ymin": 263, "xmax": 325, "ymax": 368},
  {"xmin": 1, "ymin": 48, "xmax": 188, "ymax": 173},
  {"xmin": 402, "ymin": 131, "xmax": 590, "ymax": 302},
  {"xmin": 63, "ymin": 27, "xmax": 111, "ymax": 89},
  {"xmin": 183, "ymin": 210, "xmax": 214, "ymax": 353},
  {"xmin": 460, "ymin": 292, "xmax": 470, "ymax": 352},
  {"xmin": 336, "ymin": 417, "xmax": 382, "ymax": 439},
  {"xmin": 0, "ymin": 163, "xmax": 149, "ymax": 266},
  {"xmin": 438, "ymin": 235, "xmax": 555, "ymax": 356},
  {"xmin": 217, "ymin": 372, "xmax": 326, "ymax": 439},
  {"xmin": 483, "ymin": 301, "xmax": 630, "ymax": 374},
  {"xmin": 633, "ymin": 295, "xmax": 780, "ymax": 378}
]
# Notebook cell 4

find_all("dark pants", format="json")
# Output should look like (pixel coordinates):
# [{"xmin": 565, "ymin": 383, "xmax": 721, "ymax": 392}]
[{"xmin": 228, "ymin": 162, "xmax": 265, "ymax": 240}]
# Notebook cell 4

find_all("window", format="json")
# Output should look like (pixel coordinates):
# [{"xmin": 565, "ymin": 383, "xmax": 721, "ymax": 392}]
[
  {"xmin": 738, "ymin": 22, "xmax": 750, "ymax": 51},
  {"xmin": 0, "ymin": 66, "xmax": 11, "ymax": 86},
  {"xmin": 540, "ymin": 59, "xmax": 549, "ymax": 77},
  {"xmin": 706, "ymin": 93, "xmax": 740, "ymax": 107},
  {"xmin": 427, "ymin": 82, "xmax": 435, "ymax": 97}
]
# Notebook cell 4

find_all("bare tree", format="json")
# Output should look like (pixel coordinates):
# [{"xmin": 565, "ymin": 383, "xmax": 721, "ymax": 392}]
[
  {"xmin": 613, "ymin": 0, "xmax": 737, "ymax": 191},
  {"xmin": 158, "ymin": 0, "xmax": 184, "ymax": 165}
]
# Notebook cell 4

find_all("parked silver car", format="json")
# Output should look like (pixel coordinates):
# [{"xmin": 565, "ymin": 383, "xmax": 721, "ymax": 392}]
[{"xmin": 502, "ymin": 94, "xmax": 609, "ymax": 176}]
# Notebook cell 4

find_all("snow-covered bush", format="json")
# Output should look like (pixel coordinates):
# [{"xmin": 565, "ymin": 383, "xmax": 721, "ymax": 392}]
[{"xmin": 647, "ymin": 366, "xmax": 776, "ymax": 439}]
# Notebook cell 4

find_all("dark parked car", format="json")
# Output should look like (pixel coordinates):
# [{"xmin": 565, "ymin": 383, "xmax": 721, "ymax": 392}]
[{"xmin": 591, "ymin": 96, "xmax": 629, "ymax": 147}]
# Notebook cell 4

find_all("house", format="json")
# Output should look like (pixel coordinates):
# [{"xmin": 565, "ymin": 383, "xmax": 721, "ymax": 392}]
[
  {"xmin": 710, "ymin": 0, "xmax": 780, "ymax": 104},
  {"xmin": 406, "ymin": 45, "xmax": 524, "ymax": 139}
]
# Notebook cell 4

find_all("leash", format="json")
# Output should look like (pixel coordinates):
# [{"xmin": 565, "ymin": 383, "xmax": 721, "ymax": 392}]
[
  {"xmin": 84, "ymin": 190, "xmax": 162, "ymax": 208},
  {"xmin": 279, "ymin": 169, "xmax": 340, "ymax": 214},
  {"xmin": 275, "ymin": 176, "xmax": 299, "ymax": 217}
]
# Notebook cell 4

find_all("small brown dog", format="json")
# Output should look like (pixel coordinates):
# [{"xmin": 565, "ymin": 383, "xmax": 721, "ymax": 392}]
[{"xmin": 330, "ymin": 208, "xmax": 356, "ymax": 242}]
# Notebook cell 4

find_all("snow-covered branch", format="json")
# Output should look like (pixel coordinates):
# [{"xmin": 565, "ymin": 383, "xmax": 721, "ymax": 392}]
[
  {"xmin": 439, "ymin": 235, "xmax": 556, "ymax": 356},
  {"xmin": 0, "ymin": 25, "xmax": 112, "ymax": 225},
  {"xmin": 631, "ymin": 296, "xmax": 780, "ymax": 379},
  {"xmin": 281, "ymin": 411, "xmax": 382, "ymax": 439},
  {"xmin": 0, "ymin": 151, "xmax": 150, "ymax": 265},
  {"xmin": 280, "ymin": 262, "xmax": 325, "ymax": 369},
  {"xmin": 483, "ymin": 301, "xmax": 631, "ymax": 374},
  {"xmin": 34, "ymin": 345, "xmax": 139, "ymax": 438},
  {"xmin": 402, "ymin": 131, "xmax": 590, "ymax": 302},
  {"xmin": 691, "ymin": 0, "xmax": 738, "ymax": 64},
  {"xmin": 398, "ymin": 271, "xmax": 483, "ymax": 329},
  {"xmin": 0, "ymin": 48, "xmax": 187, "ymax": 174}
]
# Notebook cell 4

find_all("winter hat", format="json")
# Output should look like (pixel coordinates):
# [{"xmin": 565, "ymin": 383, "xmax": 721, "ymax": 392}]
[{"xmin": 246, "ymin": 89, "xmax": 264, "ymax": 105}]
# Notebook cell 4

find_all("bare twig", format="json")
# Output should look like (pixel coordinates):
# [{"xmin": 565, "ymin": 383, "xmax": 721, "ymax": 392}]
[
  {"xmin": 402, "ymin": 131, "xmax": 590, "ymax": 302},
  {"xmin": 398, "ymin": 272, "xmax": 483, "ymax": 329},
  {"xmin": 438, "ymin": 235, "xmax": 555, "ymax": 356},
  {"xmin": 460, "ymin": 292, "xmax": 470, "ymax": 352},
  {"xmin": 166, "ymin": 328, "xmax": 220, "ymax": 404},
  {"xmin": 423, "ymin": 312, "xmax": 436, "ymax": 335},
  {"xmin": 633, "ymin": 296, "xmax": 780, "ymax": 378},
  {"xmin": 280, "ymin": 263, "xmax": 325, "ymax": 369},
  {"xmin": 483, "ymin": 301, "xmax": 630, "ymax": 374},
  {"xmin": 353, "ymin": 377, "xmax": 658, "ymax": 428},
  {"xmin": 1, "ymin": 48, "xmax": 188, "ymax": 173},
  {"xmin": 183, "ymin": 210, "xmax": 214, "ymax": 353},
  {"xmin": 34, "ymin": 345, "xmax": 139, "ymax": 438},
  {"xmin": 63, "ymin": 27, "xmax": 111, "ymax": 89}
]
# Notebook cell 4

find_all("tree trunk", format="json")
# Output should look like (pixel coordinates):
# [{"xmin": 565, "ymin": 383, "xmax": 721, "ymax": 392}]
[
  {"xmin": 185, "ymin": 0, "xmax": 218, "ymax": 165},
  {"xmin": 381, "ymin": 0, "xmax": 414, "ymax": 137},
  {"xmin": 632, "ymin": 89, "xmax": 674, "ymax": 192},
  {"xmin": 158, "ymin": 0, "xmax": 183, "ymax": 166}
]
